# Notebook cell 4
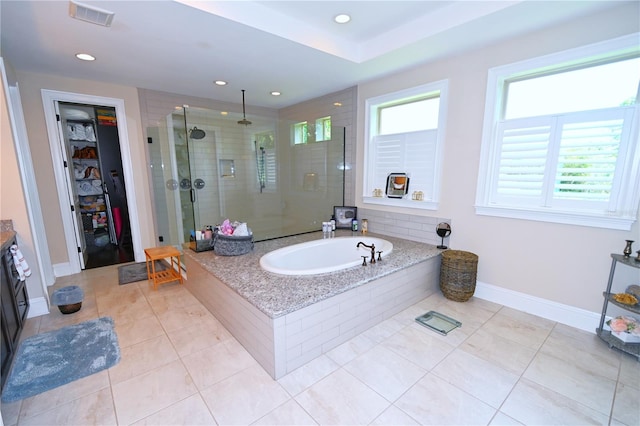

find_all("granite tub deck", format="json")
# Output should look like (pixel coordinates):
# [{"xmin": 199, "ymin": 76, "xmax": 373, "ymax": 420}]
[{"xmin": 183, "ymin": 231, "xmax": 443, "ymax": 379}]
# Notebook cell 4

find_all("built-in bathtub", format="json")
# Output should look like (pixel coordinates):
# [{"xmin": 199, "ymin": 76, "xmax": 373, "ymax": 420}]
[
  {"xmin": 259, "ymin": 236, "xmax": 393, "ymax": 275},
  {"xmin": 184, "ymin": 231, "xmax": 442, "ymax": 379}
]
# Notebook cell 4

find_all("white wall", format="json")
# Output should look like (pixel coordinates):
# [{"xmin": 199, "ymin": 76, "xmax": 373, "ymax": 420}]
[
  {"xmin": 0, "ymin": 62, "xmax": 46, "ymax": 305},
  {"xmin": 356, "ymin": 3, "xmax": 640, "ymax": 317}
]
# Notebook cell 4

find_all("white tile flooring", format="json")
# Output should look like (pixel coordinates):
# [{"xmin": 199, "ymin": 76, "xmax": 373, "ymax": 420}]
[{"xmin": 2, "ymin": 264, "xmax": 638, "ymax": 425}]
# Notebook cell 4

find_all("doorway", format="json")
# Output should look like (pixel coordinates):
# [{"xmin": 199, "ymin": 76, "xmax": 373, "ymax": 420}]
[
  {"xmin": 42, "ymin": 90, "xmax": 142, "ymax": 274},
  {"xmin": 58, "ymin": 102, "xmax": 134, "ymax": 268}
]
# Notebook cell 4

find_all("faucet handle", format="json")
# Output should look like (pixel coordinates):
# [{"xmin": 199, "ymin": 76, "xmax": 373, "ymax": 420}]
[
  {"xmin": 376, "ymin": 251, "xmax": 383, "ymax": 261},
  {"xmin": 361, "ymin": 256, "xmax": 368, "ymax": 266}
]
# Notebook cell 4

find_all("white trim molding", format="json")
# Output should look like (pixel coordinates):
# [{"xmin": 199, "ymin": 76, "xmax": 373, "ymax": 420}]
[
  {"xmin": 474, "ymin": 280, "xmax": 601, "ymax": 334},
  {"xmin": 26, "ymin": 297, "xmax": 50, "ymax": 318}
]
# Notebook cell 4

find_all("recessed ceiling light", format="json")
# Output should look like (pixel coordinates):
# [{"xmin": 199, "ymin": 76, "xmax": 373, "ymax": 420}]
[
  {"xmin": 221, "ymin": 111, "xmax": 228, "ymax": 116},
  {"xmin": 214, "ymin": 80, "xmax": 227, "ymax": 86},
  {"xmin": 334, "ymin": 14, "xmax": 351, "ymax": 24},
  {"xmin": 270, "ymin": 91, "xmax": 281, "ymax": 96},
  {"xmin": 333, "ymin": 102, "xmax": 343, "ymax": 107},
  {"xmin": 75, "ymin": 53, "xmax": 95, "ymax": 61}
]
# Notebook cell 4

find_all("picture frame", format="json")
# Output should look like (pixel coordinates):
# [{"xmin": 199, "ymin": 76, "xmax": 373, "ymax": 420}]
[
  {"xmin": 333, "ymin": 206, "xmax": 357, "ymax": 229},
  {"xmin": 386, "ymin": 173, "xmax": 410, "ymax": 198}
]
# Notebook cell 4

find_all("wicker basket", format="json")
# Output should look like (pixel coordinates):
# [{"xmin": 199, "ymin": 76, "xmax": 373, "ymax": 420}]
[
  {"xmin": 58, "ymin": 302, "xmax": 82, "ymax": 315},
  {"xmin": 440, "ymin": 250, "xmax": 478, "ymax": 302},
  {"xmin": 211, "ymin": 232, "xmax": 254, "ymax": 256}
]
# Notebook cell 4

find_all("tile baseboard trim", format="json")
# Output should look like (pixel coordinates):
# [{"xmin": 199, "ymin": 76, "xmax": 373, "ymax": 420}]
[{"xmin": 474, "ymin": 280, "xmax": 601, "ymax": 334}]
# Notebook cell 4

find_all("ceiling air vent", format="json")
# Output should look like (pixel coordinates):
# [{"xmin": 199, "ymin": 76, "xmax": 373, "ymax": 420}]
[{"xmin": 69, "ymin": 1, "xmax": 115, "ymax": 27}]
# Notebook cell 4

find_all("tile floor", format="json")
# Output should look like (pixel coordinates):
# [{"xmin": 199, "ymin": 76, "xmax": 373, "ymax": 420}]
[{"xmin": 1, "ymin": 264, "xmax": 638, "ymax": 425}]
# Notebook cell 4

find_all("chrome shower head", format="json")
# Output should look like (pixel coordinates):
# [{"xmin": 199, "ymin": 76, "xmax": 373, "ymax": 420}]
[{"xmin": 189, "ymin": 127, "xmax": 206, "ymax": 139}]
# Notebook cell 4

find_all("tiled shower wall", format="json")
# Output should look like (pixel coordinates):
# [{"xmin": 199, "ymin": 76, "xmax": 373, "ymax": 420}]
[{"xmin": 138, "ymin": 87, "xmax": 357, "ymax": 242}]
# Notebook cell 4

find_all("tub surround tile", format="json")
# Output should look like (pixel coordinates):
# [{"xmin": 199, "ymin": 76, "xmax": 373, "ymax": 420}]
[
  {"xmin": 183, "ymin": 231, "xmax": 442, "ymax": 318},
  {"xmin": 185, "ymin": 232, "xmax": 441, "ymax": 379}
]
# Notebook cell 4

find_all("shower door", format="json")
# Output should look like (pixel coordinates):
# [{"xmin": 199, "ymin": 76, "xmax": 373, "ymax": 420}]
[{"xmin": 148, "ymin": 107, "xmax": 220, "ymax": 248}]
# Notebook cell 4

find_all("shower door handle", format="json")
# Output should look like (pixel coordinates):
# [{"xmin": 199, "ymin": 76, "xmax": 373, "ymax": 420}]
[{"xmin": 190, "ymin": 188, "xmax": 196, "ymax": 203}]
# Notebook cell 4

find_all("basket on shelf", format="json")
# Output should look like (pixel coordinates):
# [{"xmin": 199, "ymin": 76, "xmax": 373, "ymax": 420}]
[{"xmin": 440, "ymin": 250, "xmax": 478, "ymax": 302}]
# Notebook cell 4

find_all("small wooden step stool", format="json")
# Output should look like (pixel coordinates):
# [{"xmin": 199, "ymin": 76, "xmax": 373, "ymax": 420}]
[{"xmin": 144, "ymin": 246, "xmax": 183, "ymax": 290}]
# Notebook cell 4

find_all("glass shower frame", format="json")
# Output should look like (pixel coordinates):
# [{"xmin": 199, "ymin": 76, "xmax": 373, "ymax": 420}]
[{"xmin": 148, "ymin": 106, "xmax": 346, "ymax": 249}]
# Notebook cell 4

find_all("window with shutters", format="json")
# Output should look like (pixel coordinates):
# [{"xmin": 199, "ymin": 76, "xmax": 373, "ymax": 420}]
[
  {"xmin": 363, "ymin": 80, "xmax": 448, "ymax": 210},
  {"xmin": 476, "ymin": 34, "xmax": 640, "ymax": 230}
]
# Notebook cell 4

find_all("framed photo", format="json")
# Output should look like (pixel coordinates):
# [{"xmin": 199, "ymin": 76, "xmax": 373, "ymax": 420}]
[
  {"xmin": 333, "ymin": 206, "xmax": 357, "ymax": 229},
  {"xmin": 386, "ymin": 173, "xmax": 410, "ymax": 198}
]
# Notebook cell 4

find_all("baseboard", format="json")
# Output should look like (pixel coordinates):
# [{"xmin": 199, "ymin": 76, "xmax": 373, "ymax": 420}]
[
  {"xmin": 53, "ymin": 262, "xmax": 74, "ymax": 278},
  {"xmin": 27, "ymin": 296, "xmax": 50, "ymax": 318},
  {"xmin": 474, "ymin": 281, "xmax": 601, "ymax": 334}
]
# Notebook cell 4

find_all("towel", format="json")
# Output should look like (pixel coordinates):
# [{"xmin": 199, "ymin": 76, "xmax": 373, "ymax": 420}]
[{"xmin": 10, "ymin": 244, "xmax": 31, "ymax": 281}]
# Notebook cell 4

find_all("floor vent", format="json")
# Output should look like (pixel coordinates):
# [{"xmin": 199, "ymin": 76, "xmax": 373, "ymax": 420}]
[{"xmin": 69, "ymin": 0, "xmax": 115, "ymax": 27}]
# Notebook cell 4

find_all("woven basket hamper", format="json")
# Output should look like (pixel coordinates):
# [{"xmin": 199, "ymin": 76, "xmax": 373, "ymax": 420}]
[
  {"xmin": 440, "ymin": 250, "xmax": 478, "ymax": 302},
  {"xmin": 211, "ymin": 232, "xmax": 254, "ymax": 256}
]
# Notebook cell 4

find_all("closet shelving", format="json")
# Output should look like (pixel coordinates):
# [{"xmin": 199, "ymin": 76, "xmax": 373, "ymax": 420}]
[{"xmin": 65, "ymin": 118, "xmax": 115, "ymax": 247}]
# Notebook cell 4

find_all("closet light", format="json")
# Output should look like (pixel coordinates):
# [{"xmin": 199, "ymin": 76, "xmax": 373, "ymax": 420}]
[{"xmin": 75, "ymin": 53, "xmax": 95, "ymax": 61}]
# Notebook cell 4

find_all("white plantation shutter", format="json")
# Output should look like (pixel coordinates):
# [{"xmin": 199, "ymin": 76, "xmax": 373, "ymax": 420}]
[
  {"xmin": 493, "ymin": 119, "xmax": 551, "ymax": 202},
  {"xmin": 553, "ymin": 112, "xmax": 625, "ymax": 204},
  {"xmin": 371, "ymin": 130, "xmax": 436, "ymax": 197},
  {"xmin": 488, "ymin": 106, "xmax": 635, "ymax": 215},
  {"xmin": 264, "ymin": 149, "xmax": 277, "ymax": 190}
]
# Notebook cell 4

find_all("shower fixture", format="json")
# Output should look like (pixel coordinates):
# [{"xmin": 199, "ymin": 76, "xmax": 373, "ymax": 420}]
[
  {"xmin": 189, "ymin": 127, "xmax": 206, "ymax": 139},
  {"xmin": 238, "ymin": 89, "xmax": 252, "ymax": 126}
]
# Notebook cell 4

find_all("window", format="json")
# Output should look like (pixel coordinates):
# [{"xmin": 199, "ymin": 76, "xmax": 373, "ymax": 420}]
[
  {"xmin": 293, "ymin": 117, "xmax": 332, "ymax": 144},
  {"xmin": 363, "ymin": 80, "xmax": 448, "ymax": 209},
  {"xmin": 476, "ymin": 34, "xmax": 640, "ymax": 230},
  {"xmin": 315, "ymin": 116, "xmax": 331, "ymax": 141},
  {"xmin": 293, "ymin": 122, "xmax": 307, "ymax": 145}
]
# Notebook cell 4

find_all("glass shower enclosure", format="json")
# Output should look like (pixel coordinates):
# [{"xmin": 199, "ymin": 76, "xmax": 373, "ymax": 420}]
[{"xmin": 148, "ymin": 106, "xmax": 345, "ymax": 250}]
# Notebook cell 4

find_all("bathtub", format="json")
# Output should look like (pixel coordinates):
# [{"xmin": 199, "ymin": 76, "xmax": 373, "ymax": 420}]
[{"xmin": 259, "ymin": 236, "xmax": 393, "ymax": 275}]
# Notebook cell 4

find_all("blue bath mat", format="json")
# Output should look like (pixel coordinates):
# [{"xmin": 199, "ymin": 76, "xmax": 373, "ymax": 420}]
[{"xmin": 1, "ymin": 317, "xmax": 120, "ymax": 402}]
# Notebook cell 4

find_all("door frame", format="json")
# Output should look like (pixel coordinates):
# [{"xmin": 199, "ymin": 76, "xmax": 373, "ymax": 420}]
[{"xmin": 41, "ymin": 89, "xmax": 142, "ymax": 275}]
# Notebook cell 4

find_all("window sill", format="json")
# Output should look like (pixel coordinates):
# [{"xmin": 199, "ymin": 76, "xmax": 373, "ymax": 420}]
[
  {"xmin": 475, "ymin": 205, "xmax": 636, "ymax": 231},
  {"xmin": 363, "ymin": 196, "xmax": 438, "ymax": 210}
]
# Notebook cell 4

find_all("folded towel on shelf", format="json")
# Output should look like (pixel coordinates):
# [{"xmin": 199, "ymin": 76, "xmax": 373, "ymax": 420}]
[{"xmin": 10, "ymin": 244, "xmax": 31, "ymax": 281}]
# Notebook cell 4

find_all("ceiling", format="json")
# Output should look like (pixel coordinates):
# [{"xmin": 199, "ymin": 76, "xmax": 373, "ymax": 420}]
[{"xmin": 0, "ymin": 0, "xmax": 623, "ymax": 109}]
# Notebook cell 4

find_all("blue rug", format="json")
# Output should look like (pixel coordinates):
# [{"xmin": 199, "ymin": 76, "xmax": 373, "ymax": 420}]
[{"xmin": 1, "ymin": 317, "xmax": 120, "ymax": 402}]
